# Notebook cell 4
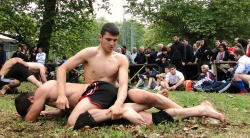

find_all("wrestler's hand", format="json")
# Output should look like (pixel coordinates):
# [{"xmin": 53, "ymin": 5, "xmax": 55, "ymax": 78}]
[
  {"xmin": 56, "ymin": 95, "xmax": 69, "ymax": 110},
  {"xmin": 106, "ymin": 104, "xmax": 123, "ymax": 120}
]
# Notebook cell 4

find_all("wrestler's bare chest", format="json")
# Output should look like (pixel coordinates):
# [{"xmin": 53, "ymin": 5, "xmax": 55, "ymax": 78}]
[{"xmin": 84, "ymin": 56, "xmax": 119, "ymax": 82}]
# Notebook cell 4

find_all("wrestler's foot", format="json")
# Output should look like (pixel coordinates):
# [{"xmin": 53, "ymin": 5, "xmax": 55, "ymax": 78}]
[
  {"xmin": 200, "ymin": 101, "xmax": 225, "ymax": 123},
  {"xmin": 157, "ymin": 89, "xmax": 168, "ymax": 98},
  {"xmin": 122, "ymin": 105, "xmax": 146, "ymax": 125},
  {"xmin": 0, "ymin": 85, "xmax": 9, "ymax": 95}
]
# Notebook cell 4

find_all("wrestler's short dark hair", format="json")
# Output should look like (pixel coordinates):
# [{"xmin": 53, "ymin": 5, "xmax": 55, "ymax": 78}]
[
  {"xmin": 100, "ymin": 23, "xmax": 119, "ymax": 36},
  {"xmin": 15, "ymin": 92, "xmax": 34, "ymax": 117}
]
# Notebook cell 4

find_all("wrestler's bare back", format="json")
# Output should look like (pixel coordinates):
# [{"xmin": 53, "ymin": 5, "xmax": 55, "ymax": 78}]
[
  {"xmin": 0, "ymin": 58, "xmax": 28, "ymax": 75},
  {"xmin": 44, "ymin": 81, "xmax": 89, "ymax": 109},
  {"xmin": 27, "ymin": 62, "xmax": 45, "ymax": 74}
]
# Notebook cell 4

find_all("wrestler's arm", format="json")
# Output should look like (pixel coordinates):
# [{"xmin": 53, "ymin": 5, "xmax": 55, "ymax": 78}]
[
  {"xmin": 39, "ymin": 66, "xmax": 47, "ymax": 83},
  {"xmin": 41, "ymin": 109, "xmax": 69, "ymax": 117},
  {"xmin": 25, "ymin": 91, "xmax": 47, "ymax": 121},
  {"xmin": 108, "ymin": 55, "xmax": 129, "ymax": 119},
  {"xmin": 56, "ymin": 49, "xmax": 88, "ymax": 110}
]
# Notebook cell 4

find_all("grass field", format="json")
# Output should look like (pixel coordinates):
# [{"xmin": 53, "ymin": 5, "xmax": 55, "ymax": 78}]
[{"xmin": 0, "ymin": 82, "xmax": 249, "ymax": 138}]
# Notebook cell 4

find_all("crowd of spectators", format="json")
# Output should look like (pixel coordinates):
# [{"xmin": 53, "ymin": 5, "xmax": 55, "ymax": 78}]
[{"xmin": 117, "ymin": 36, "xmax": 250, "ymax": 95}]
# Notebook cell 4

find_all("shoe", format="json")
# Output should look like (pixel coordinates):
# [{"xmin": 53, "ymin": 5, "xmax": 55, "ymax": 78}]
[
  {"xmin": 237, "ymin": 90, "xmax": 248, "ymax": 95},
  {"xmin": 218, "ymin": 83, "xmax": 231, "ymax": 93},
  {"xmin": 132, "ymin": 86, "xmax": 138, "ymax": 89},
  {"xmin": 153, "ymin": 86, "xmax": 159, "ymax": 91},
  {"xmin": 143, "ymin": 86, "xmax": 150, "ymax": 91},
  {"xmin": 158, "ymin": 86, "xmax": 162, "ymax": 90},
  {"xmin": 195, "ymin": 87, "xmax": 204, "ymax": 92}
]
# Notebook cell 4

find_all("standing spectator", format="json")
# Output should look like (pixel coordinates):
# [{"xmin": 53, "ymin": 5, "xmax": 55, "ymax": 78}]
[
  {"xmin": 170, "ymin": 35, "xmax": 186, "ymax": 74},
  {"xmin": 36, "ymin": 47, "xmax": 46, "ymax": 65},
  {"xmin": 134, "ymin": 46, "xmax": 147, "ymax": 64},
  {"xmin": 21, "ymin": 44, "xmax": 29, "ymax": 61},
  {"xmin": 166, "ymin": 43, "xmax": 172, "ymax": 58},
  {"xmin": 233, "ymin": 50, "xmax": 250, "ymax": 94},
  {"xmin": 121, "ymin": 45, "xmax": 134, "ymax": 64},
  {"xmin": 154, "ymin": 43, "xmax": 163, "ymax": 58},
  {"xmin": 211, "ymin": 40, "xmax": 220, "ymax": 55},
  {"xmin": 130, "ymin": 47, "xmax": 138, "ymax": 83},
  {"xmin": 236, "ymin": 38, "xmax": 248, "ymax": 51},
  {"xmin": 183, "ymin": 38, "xmax": 194, "ymax": 79},
  {"xmin": 0, "ymin": 44, "xmax": 6, "ymax": 69},
  {"xmin": 116, "ymin": 47, "xmax": 122, "ymax": 53},
  {"xmin": 145, "ymin": 47, "xmax": 156, "ymax": 64},
  {"xmin": 134, "ymin": 46, "xmax": 147, "ymax": 76},
  {"xmin": 210, "ymin": 43, "xmax": 229, "ymax": 81},
  {"xmin": 29, "ymin": 46, "xmax": 38, "ymax": 62},
  {"xmin": 193, "ymin": 43, "xmax": 199, "ymax": 62},
  {"xmin": 246, "ymin": 38, "xmax": 250, "ymax": 57},
  {"xmin": 12, "ymin": 45, "xmax": 26, "ymax": 60},
  {"xmin": 154, "ymin": 43, "xmax": 163, "ymax": 72},
  {"xmin": 196, "ymin": 38, "xmax": 212, "ymax": 72}
]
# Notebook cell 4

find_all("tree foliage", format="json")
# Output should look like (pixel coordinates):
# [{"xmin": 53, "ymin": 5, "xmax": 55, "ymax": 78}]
[
  {"xmin": 0, "ymin": 0, "xmax": 112, "ymax": 60},
  {"xmin": 129, "ymin": 0, "xmax": 250, "ymax": 45}
]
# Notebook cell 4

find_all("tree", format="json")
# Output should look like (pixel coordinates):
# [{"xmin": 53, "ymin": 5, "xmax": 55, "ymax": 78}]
[
  {"xmin": 129, "ymin": 0, "xmax": 250, "ymax": 45},
  {"xmin": 0, "ymin": 0, "xmax": 111, "ymax": 60}
]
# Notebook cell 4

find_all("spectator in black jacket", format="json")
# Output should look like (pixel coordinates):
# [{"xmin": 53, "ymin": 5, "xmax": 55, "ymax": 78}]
[
  {"xmin": 196, "ymin": 38, "xmax": 213, "ymax": 73},
  {"xmin": 12, "ymin": 46, "xmax": 26, "ymax": 61},
  {"xmin": 170, "ymin": 35, "xmax": 186, "ymax": 74},
  {"xmin": 182, "ymin": 38, "xmax": 195, "ymax": 79},
  {"xmin": 134, "ymin": 46, "xmax": 147, "ymax": 74}
]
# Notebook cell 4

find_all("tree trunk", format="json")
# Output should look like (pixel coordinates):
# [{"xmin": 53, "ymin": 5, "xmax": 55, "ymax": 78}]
[{"xmin": 37, "ymin": 0, "xmax": 56, "ymax": 61}]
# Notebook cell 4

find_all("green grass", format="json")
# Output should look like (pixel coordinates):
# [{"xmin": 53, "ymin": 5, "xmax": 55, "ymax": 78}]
[{"xmin": 0, "ymin": 82, "xmax": 250, "ymax": 137}]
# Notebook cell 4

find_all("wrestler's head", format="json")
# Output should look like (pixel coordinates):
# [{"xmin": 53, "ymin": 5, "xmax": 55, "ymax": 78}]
[
  {"xmin": 15, "ymin": 92, "xmax": 34, "ymax": 117},
  {"xmin": 201, "ymin": 64, "xmax": 209, "ymax": 73},
  {"xmin": 100, "ymin": 23, "xmax": 119, "ymax": 36}
]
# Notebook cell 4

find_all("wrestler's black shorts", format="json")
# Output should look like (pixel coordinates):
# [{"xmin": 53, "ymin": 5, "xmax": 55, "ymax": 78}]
[
  {"xmin": 0, "ymin": 75, "xmax": 15, "ymax": 86},
  {"xmin": 78, "ymin": 81, "xmax": 117, "ymax": 109},
  {"xmin": 5, "ymin": 63, "xmax": 32, "ymax": 81}
]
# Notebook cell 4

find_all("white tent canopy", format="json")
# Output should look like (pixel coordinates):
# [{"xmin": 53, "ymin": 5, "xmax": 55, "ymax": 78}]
[{"xmin": 0, "ymin": 34, "xmax": 18, "ymax": 43}]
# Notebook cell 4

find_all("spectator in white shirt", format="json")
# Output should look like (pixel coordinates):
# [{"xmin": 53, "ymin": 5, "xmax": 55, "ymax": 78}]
[{"xmin": 36, "ymin": 47, "xmax": 46, "ymax": 65}]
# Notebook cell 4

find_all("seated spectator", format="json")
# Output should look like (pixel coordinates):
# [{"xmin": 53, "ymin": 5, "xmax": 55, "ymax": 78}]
[
  {"xmin": 155, "ymin": 47, "xmax": 170, "ymax": 73},
  {"xmin": 233, "ymin": 50, "xmax": 250, "ymax": 94},
  {"xmin": 163, "ymin": 64, "xmax": 185, "ymax": 91},
  {"xmin": 153, "ymin": 66, "xmax": 170, "ymax": 91},
  {"xmin": 133, "ymin": 66, "xmax": 158, "ymax": 90},
  {"xmin": 192, "ymin": 64, "xmax": 216, "ymax": 92}
]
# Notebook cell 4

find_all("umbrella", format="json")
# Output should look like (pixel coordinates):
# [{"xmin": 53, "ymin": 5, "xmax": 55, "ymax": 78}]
[{"xmin": 0, "ymin": 34, "xmax": 17, "ymax": 43}]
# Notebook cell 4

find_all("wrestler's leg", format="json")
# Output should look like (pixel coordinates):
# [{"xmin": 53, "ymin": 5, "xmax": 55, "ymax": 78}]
[
  {"xmin": 67, "ymin": 98, "xmax": 100, "ymax": 127},
  {"xmin": 27, "ymin": 75, "xmax": 43, "ymax": 87},
  {"xmin": 86, "ymin": 103, "xmax": 148, "ymax": 125},
  {"xmin": 0, "ymin": 80, "xmax": 20, "ymax": 95},
  {"xmin": 163, "ymin": 101, "xmax": 225, "ymax": 122},
  {"xmin": 128, "ymin": 89, "xmax": 182, "ymax": 110}
]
